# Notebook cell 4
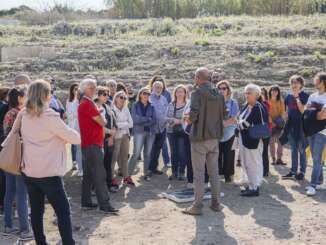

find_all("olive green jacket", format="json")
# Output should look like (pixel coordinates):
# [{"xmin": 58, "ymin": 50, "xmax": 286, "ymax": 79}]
[{"xmin": 189, "ymin": 82, "xmax": 227, "ymax": 142}]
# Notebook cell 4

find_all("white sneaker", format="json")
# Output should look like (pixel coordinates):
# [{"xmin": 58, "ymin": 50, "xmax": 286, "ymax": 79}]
[
  {"xmin": 186, "ymin": 183, "xmax": 194, "ymax": 189},
  {"xmin": 316, "ymin": 183, "xmax": 326, "ymax": 190},
  {"xmin": 234, "ymin": 180, "xmax": 248, "ymax": 187},
  {"xmin": 19, "ymin": 230, "xmax": 34, "ymax": 241},
  {"xmin": 77, "ymin": 171, "xmax": 83, "ymax": 177},
  {"xmin": 306, "ymin": 186, "xmax": 316, "ymax": 196}
]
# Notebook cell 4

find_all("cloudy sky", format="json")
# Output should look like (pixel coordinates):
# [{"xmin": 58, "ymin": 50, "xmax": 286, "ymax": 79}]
[{"xmin": 0, "ymin": 0, "xmax": 107, "ymax": 11}]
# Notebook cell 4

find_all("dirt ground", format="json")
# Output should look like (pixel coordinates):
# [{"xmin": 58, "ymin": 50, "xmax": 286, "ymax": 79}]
[{"xmin": 1, "ymin": 147, "xmax": 326, "ymax": 245}]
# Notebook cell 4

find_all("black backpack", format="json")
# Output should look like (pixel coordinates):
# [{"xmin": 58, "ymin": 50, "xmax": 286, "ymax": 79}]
[{"xmin": 302, "ymin": 109, "xmax": 326, "ymax": 137}]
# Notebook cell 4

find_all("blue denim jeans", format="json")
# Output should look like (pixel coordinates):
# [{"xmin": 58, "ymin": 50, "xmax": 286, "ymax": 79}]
[
  {"xmin": 288, "ymin": 134, "xmax": 307, "ymax": 175},
  {"xmin": 162, "ymin": 139, "xmax": 170, "ymax": 165},
  {"xmin": 4, "ymin": 173, "xmax": 29, "ymax": 232},
  {"xmin": 149, "ymin": 130, "xmax": 167, "ymax": 172},
  {"xmin": 308, "ymin": 133, "xmax": 326, "ymax": 188},
  {"xmin": 129, "ymin": 132, "xmax": 155, "ymax": 175},
  {"xmin": 167, "ymin": 133, "xmax": 188, "ymax": 176},
  {"xmin": 71, "ymin": 144, "xmax": 77, "ymax": 162}
]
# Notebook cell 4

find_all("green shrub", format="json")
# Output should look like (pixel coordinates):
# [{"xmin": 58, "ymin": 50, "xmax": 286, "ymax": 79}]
[
  {"xmin": 313, "ymin": 51, "xmax": 324, "ymax": 61},
  {"xmin": 300, "ymin": 67, "xmax": 314, "ymax": 77},
  {"xmin": 113, "ymin": 48, "xmax": 131, "ymax": 58},
  {"xmin": 195, "ymin": 40, "xmax": 210, "ymax": 46},
  {"xmin": 211, "ymin": 28, "xmax": 225, "ymax": 37},
  {"xmin": 147, "ymin": 18, "xmax": 177, "ymax": 36},
  {"xmin": 170, "ymin": 47, "xmax": 180, "ymax": 56},
  {"xmin": 247, "ymin": 51, "xmax": 275, "ymax": 64}
]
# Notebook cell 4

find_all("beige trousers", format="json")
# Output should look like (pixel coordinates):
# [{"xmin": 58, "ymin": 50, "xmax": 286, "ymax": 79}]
[
  {"xmin": 112, "ymin": 134, "xmax": 130, "ymax": 178},
  {"xmin": 239, "ymin": 135, "xmax": 263, "ymax": 190},
  {"xmin": 191, "ymin": 139, "xmax": 220, "ymax": 207}
]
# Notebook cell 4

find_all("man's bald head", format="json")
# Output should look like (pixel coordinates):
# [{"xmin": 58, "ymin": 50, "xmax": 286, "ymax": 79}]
[
  {"xmin": 195, "ymin": 67, "xmax": 210, "ymax": 85},
  {"xmin": 14, "ymin": 74, "xmax": 32, "ymax": 86}
]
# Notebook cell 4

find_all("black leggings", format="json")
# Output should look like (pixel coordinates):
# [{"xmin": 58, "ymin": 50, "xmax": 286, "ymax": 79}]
[
  {"xmin": 218, "ymin": 136, "xmax": 235, "ymax": 179},
  {"xmin": 262, "ymin": 137, "xmax": 270, "ymax": 176},
  {"xmin": 24, "ymin": 175, "xmax": 75, "ymax": 245},
  {"xmin": 0, "ymin": 170, "xmax": 5, "ymax": 208},
  {"xmin": 104, "ymin": 144, "xmax": 114, "ymax": 187}
]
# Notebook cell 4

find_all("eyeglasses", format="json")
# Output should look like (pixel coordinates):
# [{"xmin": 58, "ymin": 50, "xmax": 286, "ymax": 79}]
[
  {"xmin": 218, "ymin": 87, "xmax": 228, "ymax": 91},
  {"xmin": 119, "ymin": 96, "xmax": 127, "ymax": 100}
]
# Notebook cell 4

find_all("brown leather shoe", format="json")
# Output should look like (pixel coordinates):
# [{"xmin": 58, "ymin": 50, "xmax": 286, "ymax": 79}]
[
  {"xmin": 210, "ymin": 199, "xmax": 223, "ymax": 212},
  {"xmin": 182, "ymin": 204, "xmax": 203, "ymax": 215}
]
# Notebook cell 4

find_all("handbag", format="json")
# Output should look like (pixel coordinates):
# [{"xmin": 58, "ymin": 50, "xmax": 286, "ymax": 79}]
[
  {"xmin": 248, "ymin": 103, "xmax": 270, "ymax": 139},
  {"xmin": 273, "ymin": 116, "xmax": 285, "ymax": 129},
  {"xmin": 172, "ymin": 103, "xmax": 185, "ymax": 136},
  {"xmin": 0, "ymin": 111, "xmax": 23, "ymax": 175}
]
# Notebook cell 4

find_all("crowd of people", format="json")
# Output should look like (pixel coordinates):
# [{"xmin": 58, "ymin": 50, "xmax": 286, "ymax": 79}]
[{"xmin": 0, "ymin": 69, "xmax": 325, "ymax": 244}]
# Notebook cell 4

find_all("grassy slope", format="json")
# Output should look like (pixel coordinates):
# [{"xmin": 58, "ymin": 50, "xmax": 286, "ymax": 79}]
[{"xmin": 0, "ymin": 15, "xmax": 325, "ymax": 92}]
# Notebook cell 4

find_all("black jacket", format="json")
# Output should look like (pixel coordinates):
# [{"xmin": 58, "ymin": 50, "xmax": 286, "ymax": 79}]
[
  {"xmin": 0, "ymin": 101, "xmax": 9, "ymax": 143},
  {"xmin": 103, "ymin": 104, "xmax": 117, "ymax": 139},
  {"xmin": 239, "ymin": 102, "xmax": 269, "ymax": 149},
  {"xmin": 303, "ymin": 109, "xmax": 326, "ymax": 137}
]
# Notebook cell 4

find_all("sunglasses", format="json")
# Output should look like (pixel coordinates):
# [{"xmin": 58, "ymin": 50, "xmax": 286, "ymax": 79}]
[
  {"xmin": 119, "ymin": 96, "xmax": 127, "ymax": 100},
  {"xmin": 218, "ymin": 87, "xmax": 228, "ymax": 91},
  {"xmin": 101, "ymin": 93, "xmax": 108, "ymax": 97},
  {"xmin": 142, "ymin": 92, "xmax": 150, "ymax": 96}
]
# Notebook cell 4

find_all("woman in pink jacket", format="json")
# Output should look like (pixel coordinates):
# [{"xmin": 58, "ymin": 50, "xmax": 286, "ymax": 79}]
[{"xmin": 10, "ymin": 80, "xmax": 81, "ymax": 245}]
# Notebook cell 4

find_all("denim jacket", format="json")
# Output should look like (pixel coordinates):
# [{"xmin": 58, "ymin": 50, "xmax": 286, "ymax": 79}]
[
  {"xmin": 149, "ymin": 94, "xmax": 169, "ymax": 133},
  {"xmin": 131, "ymin": 101, "xmax": 157, "ymax": 134}
]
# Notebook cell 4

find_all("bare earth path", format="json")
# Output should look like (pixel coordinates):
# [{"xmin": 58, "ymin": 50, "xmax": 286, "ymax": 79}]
[{"xmin": 1, "ymin": 148, "xmax": 326, "ymax": 245}]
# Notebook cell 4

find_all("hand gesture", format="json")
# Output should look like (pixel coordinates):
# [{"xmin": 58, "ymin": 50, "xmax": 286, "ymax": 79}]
[{"xmin": 109, "ymin": 128, "xmax": 117, "ymax": 137}]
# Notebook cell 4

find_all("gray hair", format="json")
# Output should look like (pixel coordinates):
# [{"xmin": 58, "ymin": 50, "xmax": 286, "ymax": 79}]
[
  {"xmin": 195, "ymin": 67, "xmax": 210, "ymax": 81},
  {"xmin": 106, "ymin": 79, "xmax": 117, "ymax": 87},
  {"xmin": 84, "ymin": 74, "xmax": 96, "ymax": 80},
  {"xmin": 80, "ymin": 79, "xmax": 97, "ymax": 93},
  {"xmin": 14, "ymin": 74, "xmax": 32, "ymax": 86},
  {"xmin": 244, "ymin": 83, "xmax": 261, "ymax": 98},
  {"xmin": 152, "ymin": 81, "xmax": 163, "ymax": 88}
]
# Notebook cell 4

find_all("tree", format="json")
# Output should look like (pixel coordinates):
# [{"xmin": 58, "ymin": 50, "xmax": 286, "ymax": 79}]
[{"xmin": 104, "ymin": 0, "xmax": 326, "ymax": 18}]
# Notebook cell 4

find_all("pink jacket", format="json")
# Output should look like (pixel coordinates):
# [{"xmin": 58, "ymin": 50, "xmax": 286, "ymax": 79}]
[{"xmin": 20, "ymin": 108, "xmax": 81, "ymax": 178}]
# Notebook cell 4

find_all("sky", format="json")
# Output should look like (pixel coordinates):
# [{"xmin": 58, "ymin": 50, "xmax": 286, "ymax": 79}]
[{"xmin": 0, "ymin": 0, "xmax": 107, "ymax": 11}]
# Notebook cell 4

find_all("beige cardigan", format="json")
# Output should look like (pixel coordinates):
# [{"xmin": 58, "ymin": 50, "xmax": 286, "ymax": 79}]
[{"xmin": 16, "ymin": 108, "xmax": 81, "ymax": 178}]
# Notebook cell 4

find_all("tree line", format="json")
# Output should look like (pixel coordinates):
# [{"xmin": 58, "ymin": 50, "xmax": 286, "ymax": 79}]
[{"xmin": 106, "ymin": 0, "xmax": 326, "ymax": 18}]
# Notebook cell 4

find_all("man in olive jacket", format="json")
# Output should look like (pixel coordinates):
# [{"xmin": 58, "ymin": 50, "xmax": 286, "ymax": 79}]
[{"xmin": 183, "ymin": 67, "xmax": 226, "ymax": 215}]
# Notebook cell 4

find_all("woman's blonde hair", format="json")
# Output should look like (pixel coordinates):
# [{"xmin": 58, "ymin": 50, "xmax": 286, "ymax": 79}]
[
  {"xmin": 216, "ymin": 80, "xmax": 232, "ymax": 97},
  {"xmin": 172, "ymin": 85, "xmax": 187, "ymax": 103},
  {"xmin": 113, "ymin": 90, "xmax": 128, "ymax": 108},
  {"xmin": 26, "ymin": 80, "xmax": 51, "ymax": 117},
  {"xmin": 137, "ymin": 87, "xmax": 151, "ymax": 101}
]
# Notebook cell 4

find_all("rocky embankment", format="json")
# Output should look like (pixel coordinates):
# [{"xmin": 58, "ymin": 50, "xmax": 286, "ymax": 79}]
[{"xmin": 0, "ymin": 16, "xmax": 325, "ymax": 100}]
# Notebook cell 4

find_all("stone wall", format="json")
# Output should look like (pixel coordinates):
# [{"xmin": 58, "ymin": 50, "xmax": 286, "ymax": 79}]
[{"xmin": 0, "ymin": 46, "xmax": 56, "ymax": 62}]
